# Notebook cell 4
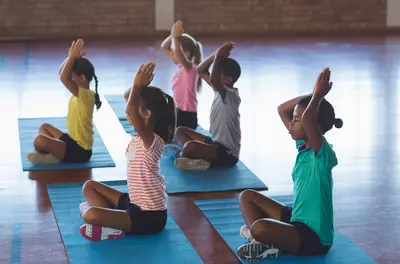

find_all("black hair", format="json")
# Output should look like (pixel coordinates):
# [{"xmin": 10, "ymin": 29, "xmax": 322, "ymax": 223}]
[
  {"xmin": 298, "ymin": 95, "xmax": 343, "ymax": 134},
  {"xmin": 220, "ymin": 57, "xmax": 241, "ymax": 85},
  {"xmin": 179, "ymin": 33, "xmax": 203, "ymax": 91},
  {"xmin": 72, "ymin": 57, "xmax": 102, "ymax": 110},
  {"xmin": 140, "ymin": 86, "xmax": 177, "ymax": 143}
]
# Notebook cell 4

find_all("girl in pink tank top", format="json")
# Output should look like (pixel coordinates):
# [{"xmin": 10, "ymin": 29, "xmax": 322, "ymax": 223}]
[{"xmin": 161, "ymin": 20, "xmax": 203, "ymax": 130}]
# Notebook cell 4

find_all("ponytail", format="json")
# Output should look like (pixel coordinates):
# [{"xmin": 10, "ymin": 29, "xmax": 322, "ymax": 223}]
[
  {"xmin": 141, "ymin": 86, "xmax": 177, "ymax": 143},
  {"xmin": 180, "ymin": 34, "xmax": 203, "ymax": 92},
  {"xmin": 193, "ymin": 41, "xmax": 203, "ymax": 66},
  {"xmin": 164, "ymin": 93, "xmax": 177, "ymax": 143},
  {"xmin": 94, "ymin": 74, "xmax": 102, "ymax": 110},
  {"xmin": 72, "ymin": 57, "xmax": 101, "ymax": 110},
  {"xmin": 193, "ymin": 41, "xmax": 203, "ymax": 92}
]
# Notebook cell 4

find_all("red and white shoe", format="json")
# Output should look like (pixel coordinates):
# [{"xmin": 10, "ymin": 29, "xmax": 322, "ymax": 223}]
[{"xmin": 79, "ymin": 224, "xmax": 126, "ymax": 242}]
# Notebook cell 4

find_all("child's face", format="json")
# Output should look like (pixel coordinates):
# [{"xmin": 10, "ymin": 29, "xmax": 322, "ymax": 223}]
[
  {"xmin": 221, "ymin": 73, "xmax": 232, "ymax": 86},
  {"xmin": 125, "ymin": 98, "xmax": 151, "ymax": 127},
  {"xmin": 125, "ymin": 101, "xmax": 134, "ymax": 126},
  {"xmin": 170, "ymin": 48, "xmax": 191, "ymax": 64},
  {"xmin": 72, "ymin": 72, "xmax": 86, "ymax": 86},
  {"xmin": 288, "ymin": 105, "xmax": 307, "ymax": 140}
]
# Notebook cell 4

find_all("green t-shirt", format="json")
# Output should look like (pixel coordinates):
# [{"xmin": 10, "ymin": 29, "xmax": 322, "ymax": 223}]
[{"xmin": 291, "ymin": 137, "xmax": 338, "ymax": 246}]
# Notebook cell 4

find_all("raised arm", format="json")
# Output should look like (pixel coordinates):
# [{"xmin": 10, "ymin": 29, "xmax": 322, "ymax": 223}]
[
  {"xmin": 302, "ymin": 68, "xmax": 332, "ymax": 152},
  {"xmin": 210, "ymin": 42, "xmax": 235, "ymax": 98},
  {"xmin": 161, "ymin": 35, "xmax": 173, "ymax": 60},
  {"xmin": 126, "ymin": 61, "xmax": 156, "ymax": 148},
  {"xmin": 171, "ymin": 21, "xmax": 192, "ymax": 71},
  {"xmin": 58, "ymin": 57, "xmax": 68, "ymax": 75},
  {"xmin": 197, "ymin": 52, "xmax": 215, "ymax": 87},
  {"xmin": 59, "ymin": 39, "xmax": 85, "ymax": 96},
  {"xmin": 277, "ymin": 94, "xmax": 311, "ymax": 130}
]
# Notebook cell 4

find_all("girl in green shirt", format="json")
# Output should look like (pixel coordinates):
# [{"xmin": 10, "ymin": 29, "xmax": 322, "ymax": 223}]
[{"xmin": 237, "ymin": 68, "xmax": 343, "ymax": 262}]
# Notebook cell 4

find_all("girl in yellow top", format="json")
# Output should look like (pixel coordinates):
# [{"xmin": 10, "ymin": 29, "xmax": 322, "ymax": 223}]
[{"xmin": 27, "ymin": 39, "xmax": 102, "ymax": 164}]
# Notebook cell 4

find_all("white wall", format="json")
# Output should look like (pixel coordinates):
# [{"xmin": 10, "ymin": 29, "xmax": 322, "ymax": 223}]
[
  {"xmin": 155, "ymin": 0, "xmax": 175, "ymax": 31},
  {"xmin": 387, "ymin": 0, "xmax": 400, "ymax": 26}
]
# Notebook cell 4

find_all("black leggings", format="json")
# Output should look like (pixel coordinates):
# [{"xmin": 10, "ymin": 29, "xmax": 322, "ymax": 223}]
[
  {"xmin": 118, "ymin": 193, "xmax": 167, "ymax": 234},
  {"xmin": 59, "ymin": 133, "xmax": 92, "ymax": 162},
  {"xmin": 177, "ymin": 109, "xmax": 198, "ymax": 130}
]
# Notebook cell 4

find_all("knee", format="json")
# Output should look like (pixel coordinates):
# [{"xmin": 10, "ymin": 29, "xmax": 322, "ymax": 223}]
[
  {"xmin": 250, "ymin": 219, "xmax": 271, "ymax": 240},
  {"xmin": 239, "ymin": 189, "xmax": 257, "ymax": 203},
  {"xmin": 181, "ymin": 141, "xmax": 197, "ymax": 157},
  {"xmin": 33, "ymin": 135, "xmax": 46, "ymax": 148},
  {"xmin": 39, "ymin": 123, "xmax": 50, "ymax": 132},
  {"xmin": 175, "ymin": 126, "xmax": 187, "ymax": 138},
  {"xmin": 82, "ymin": 180, "xmax": 96, "ymax": 197},
  {"xmin": 82, "ymin": 207, "xmax": 100, "ymax": 224}
]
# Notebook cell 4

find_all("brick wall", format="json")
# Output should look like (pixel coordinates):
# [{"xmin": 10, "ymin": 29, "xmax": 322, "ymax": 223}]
[
  {"xmin": 0, "ymin": 0, "xmax": 388, "ymax": 40},
  {"xmin": 0, "ymin": 0, "xmax": 155, "ymax": 40},
  {"xmin": 175, "ymin": 0, "xmax": 387, "ymax": 34}
]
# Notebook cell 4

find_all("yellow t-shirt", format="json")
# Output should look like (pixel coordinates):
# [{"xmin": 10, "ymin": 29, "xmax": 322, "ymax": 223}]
[{"xmin": 67, "ymin": 87, "xmax": 95, "ymax": 150}]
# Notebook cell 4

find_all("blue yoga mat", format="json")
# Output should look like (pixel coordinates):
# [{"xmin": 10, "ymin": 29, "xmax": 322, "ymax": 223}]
[
  {"xmin": 48, "ymin": 182, "xmax": 203, "ymax": 264},
  {"xmin": 162, "ymin": 156, "xmax": 267, "ymax": 194},
  {"xmin": 161, "ymin": 127, "xmax": 267, "ymax": 194},
  {"xmin": 195, "ymin": 196, "xmax": 376, "ymax": 264},
  {"xmin": 105, "ymin": 94, "xmax": 207, "ymax": 135},
  {"xmin": 105, "ymin": 94, "xmax": 134, "ymax": 134},
  {"xmin": 105, "ymin": 95, "xmax": 267, "ymax": 193},
  {"xmin": 18, "ymin": 117, "xmax": 115, "ymax": 171}
]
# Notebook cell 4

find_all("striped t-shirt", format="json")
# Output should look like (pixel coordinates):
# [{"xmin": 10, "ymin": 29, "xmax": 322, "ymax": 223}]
[{"xmin": 125, "ymin": 133, "xmax": 167, "ymax": 211}]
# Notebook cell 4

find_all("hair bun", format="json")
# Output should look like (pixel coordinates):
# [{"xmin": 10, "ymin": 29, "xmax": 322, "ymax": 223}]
[{"xmin": 334, "ymin": 118, "xmax": 343, "ymax": 129}]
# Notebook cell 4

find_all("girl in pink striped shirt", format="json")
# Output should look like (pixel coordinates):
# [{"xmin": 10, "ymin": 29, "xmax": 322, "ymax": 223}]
[
  {"xmin": 79, "ymin": 61, "xmax": 176, "ymax": 242},
  {"xmin": 161, "ymin": 20, "xmax": 203, "ymax": 130}
]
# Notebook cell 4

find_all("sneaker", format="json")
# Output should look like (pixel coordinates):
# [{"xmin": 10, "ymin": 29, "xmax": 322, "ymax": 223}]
[
  {"xmin": 164, "ymin": 144, "xmax": 182, "ymax": 159},
  {"xmin": 27, "ymin": 152, "xmax": 60, "ymax": 164},
  {"xmin": 240, "ymin": 225, "xmax": 253, "ymax": 242},
  {"xmin": 237, "ymin": 243, "xmax": 282, "ymax": 262},
  {"xmin": 79, "ymin": 224, "xmax": 125, "ymax": 242},
  {"xmin": 174, "ymin": 157, "xmax": 211, "ymax": 170},
  {"xmin": 79, "ymin": 202, "xmax": 90, "ymax": 215}
]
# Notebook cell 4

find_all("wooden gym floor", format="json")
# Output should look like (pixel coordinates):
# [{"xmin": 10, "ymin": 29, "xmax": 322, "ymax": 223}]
[{"xmin": 0, "ymin": 36, "xmax": 399, "ymax": 263}]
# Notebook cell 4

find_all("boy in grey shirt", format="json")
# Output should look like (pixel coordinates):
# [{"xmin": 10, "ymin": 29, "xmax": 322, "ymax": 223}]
[{"xmin": 171, "ymin": 42, "xmax": 242, "ymax": 170}]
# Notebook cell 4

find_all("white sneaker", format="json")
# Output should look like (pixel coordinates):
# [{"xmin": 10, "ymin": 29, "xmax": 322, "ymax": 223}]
[
  {"xmin": 174, "ymin": 157, "xmax": 211, "ymax": 170},
  {"xmin": 79, "ymin": 202, "xmax": 90, "ymax": 215},
  {"xmin": 240, "ymin": 225, "xmax": 253, "ymax": 242},
  {"xmin": 237, "ymin": 243, "xmax": 282, "ymax": 262},
  {"xmin": 27, "ymin": 152, "xmax": 60, "ymax": 164}
]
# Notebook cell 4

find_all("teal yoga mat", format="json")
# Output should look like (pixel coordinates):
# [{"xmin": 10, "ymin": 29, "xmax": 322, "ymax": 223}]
[
  {"xmin": 161, "ymin": 127, "xmax": 267, "ymax": 194},
  {"xmin": 105, "ymin": 94, "xmax": 267, "ymax": 194},
  {"xmin": 104, "ymin": 94, "xmax": 134, "ymax": 134},
  {"xmin": 48, "ymin": 181, "xmax": 203, "ymax": 264},
  {"xmin": 105, "ymin": 94, "xmax": 204, "ymax": 134},
  {"xmin": 18, "ymin": 117, "xmax": 115, "ymax": 171},
  {"xmin": 195, "ymin": 196, "xmax": 376, "ymax": 264},
  {"xmin": 161, "ymin": 154, "xmax": 267, "ymax": 194}
]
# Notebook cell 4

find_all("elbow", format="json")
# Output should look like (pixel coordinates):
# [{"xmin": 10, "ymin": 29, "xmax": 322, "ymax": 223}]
[
  {"xmin": 124, "ymin": 87, "xmax": 132, "ymax": 102},
  {"xmin": 277, "ymin": 104, "xmax": 284, "ymax": 114},
  {"xmin": 161, "ymin": 44, "xmax": 169, "ymax": 52},
  {"xmin": 59, "ymin": 75, "xmax": 68, "ymax": 84}
]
